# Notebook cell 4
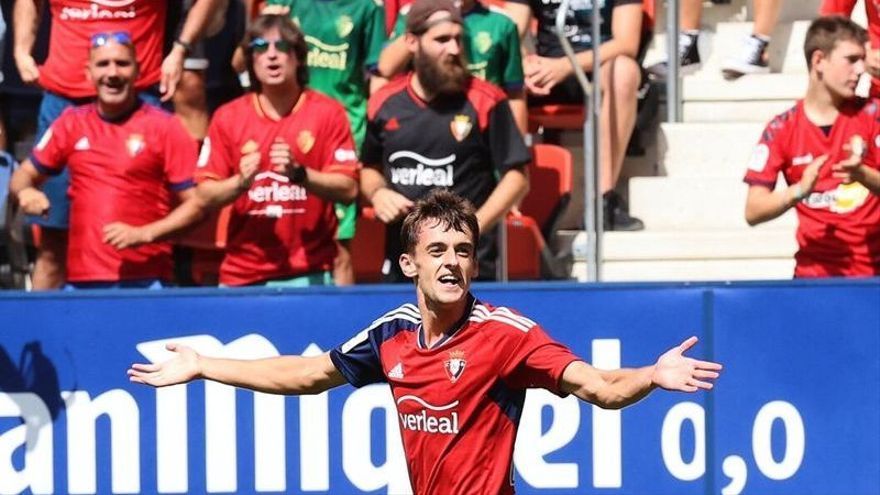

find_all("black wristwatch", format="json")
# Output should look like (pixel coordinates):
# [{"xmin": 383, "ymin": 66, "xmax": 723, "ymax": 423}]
[
  {"xmin": 173, "ymin": 38, "xmax": 192, "ymax": 55},
  {"xmin": 288, "ymin": 165, "xmax": 307, "ymax": 184}
]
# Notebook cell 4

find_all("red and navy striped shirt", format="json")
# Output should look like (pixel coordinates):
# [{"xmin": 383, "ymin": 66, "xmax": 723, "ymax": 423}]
[{"xmin": 330, "ymin": 294, "xmax": 579, "ymax": 495}]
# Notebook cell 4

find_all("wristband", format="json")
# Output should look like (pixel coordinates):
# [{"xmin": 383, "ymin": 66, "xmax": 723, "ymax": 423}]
[
  {"xmin": 288, "ymin": 165, "xmax": 307, "ymax": 184},
  {"xmin": 789, "ymin": 184, "xmax": 805, "ymax": 204},
  {"xmin": 173, "ymin": 38, "xmax": 193, "ymax": 55}
]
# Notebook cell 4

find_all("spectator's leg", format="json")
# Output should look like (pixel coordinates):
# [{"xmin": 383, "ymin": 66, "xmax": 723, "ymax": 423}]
[
  {"xmin": 173, "ymin": 69, "xmax": 210, "ymax": 141},
  {"xmin": 752, "ymin": 0, "xmax": 782, "ymax": 38},
  {"xmin": 681, "ymin": 0, "xmax": 704, "ymax": 31},
  {"xmin": 31, "ymin": 227, "xmax": 66, "ymax": 289},
  {"xmin": 334, "ymin": 240, "xmax": 355, "ymax": 286},
  {"xmin": 600, "ymin": 55, "xmax": 640, "ymax": 194}
]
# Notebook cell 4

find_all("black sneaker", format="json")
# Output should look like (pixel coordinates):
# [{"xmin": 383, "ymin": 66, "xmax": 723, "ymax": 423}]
[
  {"xmin": 647, "ymin": 32, "xmax": 702, "ymax": 80},
  {"xmin": 603, "ymin": 191, "xmax": 645, "ymax": 232},
  {"xmin": 721, "ymin": 34, "xmax": 770, "ymax": 80}
]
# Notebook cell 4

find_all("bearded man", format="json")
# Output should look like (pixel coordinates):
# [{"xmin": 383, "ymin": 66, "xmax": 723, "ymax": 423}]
[{"xmin": 360, "ymin": 0, "xmax": 530, "ymax": 282}]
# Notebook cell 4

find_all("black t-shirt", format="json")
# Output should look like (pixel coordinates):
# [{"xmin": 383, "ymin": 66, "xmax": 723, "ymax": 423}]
[
  {"xmin": 362, "ymin": 74, "xmax": 531, "ymax": 281},
  {"xmin": 506, "ymin": 0, "xmax": 641, "ymax": 58}
]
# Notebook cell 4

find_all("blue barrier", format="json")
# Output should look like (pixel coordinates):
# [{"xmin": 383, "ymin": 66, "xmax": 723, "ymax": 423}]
[{"xmin": 0, "ymin": 279, "xmax": 878, "ymax": 494}]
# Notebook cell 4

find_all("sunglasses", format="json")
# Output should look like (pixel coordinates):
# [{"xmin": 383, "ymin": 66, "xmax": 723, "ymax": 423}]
[
  {"xmin": 249, "ymin": 37, "xmax": 293, "ymax": 53},
  {"xmin": 90, "ymin": 31, "xmax": 133, "ymax": 48}
]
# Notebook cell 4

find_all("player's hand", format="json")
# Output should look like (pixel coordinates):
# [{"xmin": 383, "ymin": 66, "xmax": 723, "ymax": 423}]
[
  {"xmin": 651, "ymin": 336, "xmax": 722, "ymax": 392},
  {"xmin": 159, "ymin": 46, "xmax": 186, "ymax": 102},
  {"xmin": 238, "ymin": 151, "xmax": 261, "ymax": 190},
  {"xmin": 524, "ymin": 55, "xmax": 570, "ymax": 96},
  {"xmin": 17, "ymin": 187, "xmax": 50, "ymax": 216},
  {"xmin": 269, "ymin": 138, "xmax": 306, "ymax": 182},
  {"xmin": 370, "ymin": 187, "xmax": 414, "ymax": 224},
  {"xmin": 798, "ymin": 154, "xmax": 828, "ymax": 195},
  {"xmin": 128, "ymin": 343, "xmax": 202, "ymax": 387},
  {"xmin": 261, "ymin": 4, "xmax": 291, "ymax": 15},
  {"xmin": 833, "ymin": 137, "xmax": 867, "ymax": 184},
  {"xmin": 14, "ymin": 52, "xmax": 41, "ymax": 85},
  {"xmin": 103, "ymin": 222, "xmax": 153, "ymax": 249}
]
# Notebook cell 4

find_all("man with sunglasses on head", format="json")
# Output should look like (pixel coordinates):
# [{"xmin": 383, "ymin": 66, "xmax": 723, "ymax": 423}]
[
  {"xmin": 193, "ymin": 15, "xmax": 360, "ymax": 287},
  {"xmin": 12, "ymin": 0, "xmax": 224, "ymax": 289},
  {"xmin": 9, "ymin": 32, "xmax": 202, "ymax": 289}
]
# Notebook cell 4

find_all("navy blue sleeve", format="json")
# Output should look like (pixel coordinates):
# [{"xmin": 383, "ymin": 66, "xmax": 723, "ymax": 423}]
[{"xmin": 330, "ymin": 328, "xmax": 387, "ymax": 388}]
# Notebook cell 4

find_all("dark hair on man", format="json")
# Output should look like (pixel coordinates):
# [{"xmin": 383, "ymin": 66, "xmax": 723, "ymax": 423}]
[
  {"xmin": 400, "ymin": 190, "xmax": 480, "ymax": 254},
  {"xmin": 242, "ymin": 14, "xmax": 309, "ymax": 91},
  {"xmin": 804, "ymin": 15, "xmax": 868, "ymax": 69}
]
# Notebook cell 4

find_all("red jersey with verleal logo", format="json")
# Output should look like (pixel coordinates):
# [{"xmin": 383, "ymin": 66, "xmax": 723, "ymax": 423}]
[
  {"xmin": 30, "ymin": 103, "xmax": 198, "ymax": 282},
  {"xmin": 195, "ymin": 91, "xmax": 360, "ymax": 286},
  {"xmin": 40, "ymin": 0, "xmax": 166, "ymax": 98},
  {"xmin": 743, "ymin": 99, "xmax": 880, "ymax": 277},
  {"xmin": 820, "ymin": 0, "xmax": 880, "ymax": 97},
  {"xmin": 329, "ymin": 296, "xmax": 580, "ymax": 495}
]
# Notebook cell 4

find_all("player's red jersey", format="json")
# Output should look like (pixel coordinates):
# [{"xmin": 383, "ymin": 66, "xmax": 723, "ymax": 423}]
[
  {"xmin": 195, "ymin": 91, "xmax": 360, "ymax": 286},
  {"xmin": 330, "ymin": 295, "xmax": 580, "ymax": 495},
  {"xmin": 30, "ymin": 103, "xmax": 198, "ymax": 282},
  {"xmin": 820, "ymin": 0, "xmax": 880, "ymax": 97},
  {"xmin": 744, "ymin": 99, "xmax": 880, "ymax": 277},
  {"xmin": 41, "ymin": 0, "xmax": 166, "ymax": 98}
]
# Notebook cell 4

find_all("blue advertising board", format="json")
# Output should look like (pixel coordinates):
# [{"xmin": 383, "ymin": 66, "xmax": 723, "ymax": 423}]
[{"xmin": 0, "ymin": 279, "xmax": 878, "ymax": 494}]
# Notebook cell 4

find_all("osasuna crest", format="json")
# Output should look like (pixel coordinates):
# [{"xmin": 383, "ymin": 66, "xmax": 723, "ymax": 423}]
[
  {"xmin": 297, "ymin": 130, "xmax": 315, "ymax": 154},
  {"xmin": 444, "ymin": 350, "xmax": 467, "ymax": 383},
  {"xmin": 337, "ymin": 15, "xmax": 354, "ymax": 37},
  {"xmin": 450, "ymin": 115, "xmax": 472, "ymax": 142},
  {"xmin": 126, "ymin": 134, "xmax": 145, "ymax": 157}
]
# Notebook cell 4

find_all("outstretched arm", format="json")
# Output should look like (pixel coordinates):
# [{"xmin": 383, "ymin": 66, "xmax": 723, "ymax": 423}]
[
  {"xmin": 128, "ymin": 343, "xmax": 348, "ymax": 395},
  {"xmin": 560, "ymin": 336, "xmax": 721, "ymax": 410}
]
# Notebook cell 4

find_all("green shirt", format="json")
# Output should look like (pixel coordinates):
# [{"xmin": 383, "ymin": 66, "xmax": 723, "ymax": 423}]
[
  {"xmin": 269, "ymin": 0, "xmax": 387, "ymax": 146},
  {"xmin": 392, "ymin": 2, "xmax": 523, "ymax": 91}
]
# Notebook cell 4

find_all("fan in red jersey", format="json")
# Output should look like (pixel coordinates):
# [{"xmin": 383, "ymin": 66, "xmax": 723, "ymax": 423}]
[
  {"xmin": 129, "ymin": 190, "xmax": 722, "ymax": 495},
  {"xmin": 9, "ymin": 33, "xmax": 202, "ymax": 288},
  {"xmin": 744, "ymin": 16, "xmax": 880, "ymax": 277},
  {"xmin": 193, "ymin": 15, "xmax": 360, "ymax": 287},
  {"xmin": 820, "ymin": 0, "xmax": 880, "ymax": 97}
]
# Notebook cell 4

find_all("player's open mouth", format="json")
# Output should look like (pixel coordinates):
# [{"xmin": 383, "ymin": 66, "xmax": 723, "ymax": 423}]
[{"xmin": 438, "ymin": 274, "xmax": 460, "ymax": 286}]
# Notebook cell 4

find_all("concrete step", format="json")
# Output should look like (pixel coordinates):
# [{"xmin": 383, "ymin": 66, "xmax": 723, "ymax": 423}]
[
  {"xmin": 683, "ymin": 99, "xmax": 796, "ymax": 123},
  {"xmin": 572, "ymin": 258, "xmax": 796, "ymax": 282},
  {"xmin": 597, "ymin": 229, "xmax": 797, "ymax": 261},
  {"xmin": 683, "ymin": 73, "xmax": 806, "ymax": 101},
  {"xmin": 627, "ymin": 177, "xmax": 797, "ymax": 229},
  {"xmin": 657, "ymin": 122, "xmax": 764, "ymax": 177}
]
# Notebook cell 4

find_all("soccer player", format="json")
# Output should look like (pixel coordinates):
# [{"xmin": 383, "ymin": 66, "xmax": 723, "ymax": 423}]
[
  {"xmin": 128, "ymin": 189, "xmax": 723, "ymax": 495},
  {"xmin": 377, "ymin": 0, "xmax": 527, "ymax": 132},
  {"xmin": 361, "ymin": 0, "xmax": 530, "ymax": 282},
  {"xmin": 12, "ymin": 0, "xmax": 225, "ymax": 289},
  {"xmin": 194, "ymin": 15, "xmax": 360, "ymax": 287},
  {"xmin": 9, "ymin": 33, "xmax": 202, "ymax": 288},
  {"xmin": 262, "ymin": 0, "xmax": 387, "ymax": 285},
  {"xmin": 744, "ymin": 16, "xmax": 880, "ymax": 277}
]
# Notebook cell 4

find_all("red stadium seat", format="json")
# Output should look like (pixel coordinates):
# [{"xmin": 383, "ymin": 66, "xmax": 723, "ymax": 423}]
[
  {"xmin": 505, "ymin": 213, "xmax": 545, "ymax": 280},
  {"xmin": 351, "ymin": 207, "xmax": 386, "ymax": 283},
  {"xmin": 177, "ymin": 206, "xmax": 232, "ymax": 286},
  {"xmin": 521, "ymin": 143, "xmax": 573, "ymax": 239},
  {"xmin": 527, "ymin": 104, "xmax": 585, "ymax": 132}
]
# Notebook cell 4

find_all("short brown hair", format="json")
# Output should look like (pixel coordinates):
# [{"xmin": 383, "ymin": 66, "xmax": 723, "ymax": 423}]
[
  {"xmin": 400, "ymin": 190, "xmax": 480, "ymax": 254},
  {"xmin": 242, "ymin": 14, "xmax": 309, "ymax": 91},
  {"xmin": 804, "ymin": 15, "xmax": 868, "ymax": 69}
]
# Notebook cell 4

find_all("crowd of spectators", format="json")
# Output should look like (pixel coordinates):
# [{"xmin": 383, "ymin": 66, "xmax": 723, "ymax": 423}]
[{"xmin": 1, "ymin": 0, "xmax": 878, "ymax": 289}]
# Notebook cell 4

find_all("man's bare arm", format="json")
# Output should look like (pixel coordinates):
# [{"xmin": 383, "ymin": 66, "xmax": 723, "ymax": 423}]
[
  {"xmin": 103, "ymin": 187, "xmax": 208, "ymax": 249},
  {"xmin": 161, "ymin": 0, "xmax": 227, "ymax": 100},
  {"xmin": 128, "ymin": 343, "xmax": 348, "ymax": 395},
  {"xmin": 560, "ymin": 337, "xmax": 721, "ymax": 410},
  {"xmin": 475, "ymin": 168, "xmax": 528, "ymax": 232},
  {"xmin": 13, "ymin": 0, "xmax": 43, "ymax": 85}
]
